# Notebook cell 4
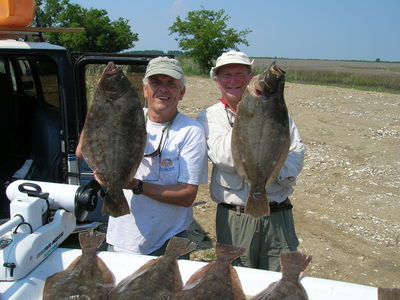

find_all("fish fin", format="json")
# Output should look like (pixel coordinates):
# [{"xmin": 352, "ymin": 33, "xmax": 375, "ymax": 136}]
[
  {"xmin": 184, "ymin": 262, "xmax": 216, "ymax": 288},
  {"xmin": 230, "ymin": 265, "xmax": 246, "ymax": 299},
  {"xmin": 244, "ymin": 191, "xmax": 270, "ymax": 218},
  {"xmin": 280, "ymin": 252, "xmax": 312, "ymax": 275},
  {"xmin": 378, "ymin": 287, "xmax": 400, "ymax": 300},
  {"xmin": 96, "ymin": 256, "xmax": 116, "ymax": 286},
  {"xmin": 79, "ymin": 230, "xmax": 105, "ymax": 250},
  {"xmin": 165, "ymin": 237, "xmax": 196, "ymax": 258},
  {"xmin": 103, "ymin": 188, "xmax": 130, "ymax": 217},
  {"xmin": 215, "ymin": 243, "xmax": 245, "ymax": 263}
]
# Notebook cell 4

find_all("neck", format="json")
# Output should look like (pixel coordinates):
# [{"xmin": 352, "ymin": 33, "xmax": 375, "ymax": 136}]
[
  {"xmin": 147, "ymin": 109, "xmax": 178, "ymax": 123},
  {"xmin": 221, "ymin": 97, "xmax": 237, "ymax": 112}
]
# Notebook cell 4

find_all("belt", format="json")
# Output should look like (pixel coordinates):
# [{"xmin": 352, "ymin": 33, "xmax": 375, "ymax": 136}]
[{"xmin": 219, "ymin": 198, "xmax": 293, "ymax": 214}]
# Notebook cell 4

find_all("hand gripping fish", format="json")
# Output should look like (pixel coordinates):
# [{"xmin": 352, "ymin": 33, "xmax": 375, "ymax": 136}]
[
  {"xmin": 80, "ymin": 62, "xmax": 146, "ymax": 217},
  {"xmin": 232, "ymin": 63, "xmax": 289, "ymax": 217}
]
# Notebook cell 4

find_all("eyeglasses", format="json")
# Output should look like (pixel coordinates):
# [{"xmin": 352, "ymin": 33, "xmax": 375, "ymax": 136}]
[
  {"xmin": 143, "ymin": 112, "xmax": 177, "ymax": 158},
  {"xmin": 144, "ymin": 124, "xmax": 170, "ymax": 158}
]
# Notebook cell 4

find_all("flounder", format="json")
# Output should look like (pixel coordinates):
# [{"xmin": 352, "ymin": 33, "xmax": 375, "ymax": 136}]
[
  {"xmin": 232, "ymin": 63, "xmax": 289, "ymax": 217},
  {"xmin": 42, "ymin": 230, "xmax": 115, "ymax": 299},
  {"xmin": 108, "ymin": 237, "xmax": 196, "ymax": 299},
  {"xmin": 251, "ymin": 251, "xmax": 312, "ymax": 300},
  {"xmin": 173, "ymin": 243, "xmax": 246, "ymax": 300},
  {"xmin": 80, "ymin": 61, "xmax": 146, "ymax": 217},
  {"xmin": 378, "ymin": 287, "xmax": 400, "ymax": 300}
]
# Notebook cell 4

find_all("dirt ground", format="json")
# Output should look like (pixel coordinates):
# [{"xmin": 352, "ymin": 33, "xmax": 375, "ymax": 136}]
[{"xmin": 179, "ymin": 76, "xmax": 400, "ymax": 290}]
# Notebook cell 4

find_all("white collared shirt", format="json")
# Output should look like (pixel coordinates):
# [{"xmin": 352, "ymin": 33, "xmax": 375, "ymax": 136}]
[{"xmin": 196, "ymin": 101, "xmax": 304, "ymax": 206}]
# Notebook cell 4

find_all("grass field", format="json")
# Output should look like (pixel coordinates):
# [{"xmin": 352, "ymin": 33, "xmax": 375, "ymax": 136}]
[{"xmin": 180, "ymin": 57, "xmax": 400, "ymax": 94}]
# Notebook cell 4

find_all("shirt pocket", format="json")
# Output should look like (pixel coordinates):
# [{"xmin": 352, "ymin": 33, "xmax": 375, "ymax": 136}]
[{"xmin": 158, "ymin": 148, "xmax": 180, "ymax": 185}]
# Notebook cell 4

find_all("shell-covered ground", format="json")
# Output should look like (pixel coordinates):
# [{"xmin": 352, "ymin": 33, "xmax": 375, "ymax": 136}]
[{"xmin": 182, "ymin": 75, "xmax": 400, "ymax": 289}]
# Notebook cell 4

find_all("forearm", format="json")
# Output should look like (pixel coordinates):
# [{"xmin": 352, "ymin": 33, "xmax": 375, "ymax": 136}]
[
  {"xmin": 127, "ymin": 179, "xmax": 198, "ymax": 207},
  {"xmin": 144, "ymin": 182, "xmax": 198, "ymax": 207}
]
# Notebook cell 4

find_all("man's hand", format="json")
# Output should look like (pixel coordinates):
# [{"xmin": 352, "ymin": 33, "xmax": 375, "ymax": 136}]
[{"xmin": 93, "ymin": 172, "xmax": 107, "ymax": 187}]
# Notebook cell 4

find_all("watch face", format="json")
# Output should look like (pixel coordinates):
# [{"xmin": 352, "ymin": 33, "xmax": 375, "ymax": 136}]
[{"xmin": 133, "ymin": 180, "xmax": 143, "ymax": 194}]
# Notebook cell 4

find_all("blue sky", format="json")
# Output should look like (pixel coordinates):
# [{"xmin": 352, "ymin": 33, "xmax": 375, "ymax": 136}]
[{"xmin": 71, "ymin": 0, "xmax": 400, "ymax": 62}]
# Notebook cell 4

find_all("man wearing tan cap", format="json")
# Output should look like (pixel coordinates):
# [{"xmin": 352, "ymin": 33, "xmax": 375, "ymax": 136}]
[
  {"xmin": 81, "ymin": 57, "xmax": 208, "ymax": 256},
  {"xmin": 197, "ymin": 50, "xmax": 304, "ymax": 271}
]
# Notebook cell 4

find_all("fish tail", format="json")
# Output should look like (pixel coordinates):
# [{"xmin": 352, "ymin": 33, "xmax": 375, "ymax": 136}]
[
  {"xmin": 103, "ymin": 188, "xmax": 130, "ymax": 217},
  {"xmin": 165, "ymin": 237, "xmax": 196, "ymax": 258},
  {"xmin": 280, "ymin": 251, "xmax": 312, "ymax": 275},
  {"xmin": 79, "ymin": 230, "xmax": 105, "ymax": 250},
  {"xmin": 244, "ymin": 190, "xmax": 270, "ymax": 217},
  {"xmin": 215, "ymin": 243, "xmax": 245, "ymax": 263}
]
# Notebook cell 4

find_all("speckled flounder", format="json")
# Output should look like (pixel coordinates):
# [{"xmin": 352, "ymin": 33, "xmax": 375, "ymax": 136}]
[
  {"xmin": 42, "ymin": 230, "xmax": 115, "ymax": 299},
  {"xmin": 80, "ymin": 61, "xmax": 146, "ymax": 217},
  {"xmin": 108, "ymin": 237, "xmax": 196, "ymax": 299},
  {"xmin": 173, "ymin": 243, "xmax": 246, "ymax": 300},
  {"xmin": 232, "ymin": 63, "xmax": 290, "ymax": 217},
  {"xmin": 378, "ymin": 287, "xmax": 400, "ymax": 300},
  {"xmin": 251, "ymin": 251, "xmax": 312, "ymax": 300}
]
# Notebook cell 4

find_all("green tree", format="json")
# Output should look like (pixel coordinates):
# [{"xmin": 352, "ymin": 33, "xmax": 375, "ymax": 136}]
[
  {"xmin": 169, "ymin": 8, "xmax": 251, "ymax": 72},
  {"xmin": 35, "ymin": 0, "xmax": 138, "ymax": 53}
]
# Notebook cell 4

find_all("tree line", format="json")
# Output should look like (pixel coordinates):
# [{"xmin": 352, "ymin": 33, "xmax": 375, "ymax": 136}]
[{"xmin": 35, "ymin": 0, "xmax": 251, "ymax": 72}]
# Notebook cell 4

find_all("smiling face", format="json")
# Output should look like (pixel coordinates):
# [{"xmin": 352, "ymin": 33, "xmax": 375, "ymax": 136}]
[
  {"xmin": 144, "ymin": 74, "xmax": 185, "ymax": 123},
  {"xmin": 215, "ymin": 64, "xmax": 253, "ymax": 111}
]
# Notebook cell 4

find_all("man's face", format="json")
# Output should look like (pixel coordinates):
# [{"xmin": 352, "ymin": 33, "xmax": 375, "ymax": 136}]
[
  {"xmin": 144, "ymin": 74, "xmax": 185, "ymax": 115},
  {"xmin": 215, "ymin": 64, "xmax": 253, "ymax": 110}
]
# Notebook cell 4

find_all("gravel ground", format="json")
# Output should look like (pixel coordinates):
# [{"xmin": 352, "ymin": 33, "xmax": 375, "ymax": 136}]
[{"xmin": 181, "ymin": 76, "xmax": 400, "ymax": 290}]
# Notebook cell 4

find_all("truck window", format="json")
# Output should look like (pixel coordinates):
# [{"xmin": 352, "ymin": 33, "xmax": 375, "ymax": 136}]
[{"xmin": 83, "ymin": 63, "xmax": 147, "ymax": 110}]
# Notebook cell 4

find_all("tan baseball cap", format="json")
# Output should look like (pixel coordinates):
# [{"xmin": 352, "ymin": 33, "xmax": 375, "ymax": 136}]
[
  {"xmin": 144, "ymin": 56, "xmax": 184, "ymax": 80},
  {"xmin": 210, "ymin": 50, "xmax": 254, "ymax": 78}
]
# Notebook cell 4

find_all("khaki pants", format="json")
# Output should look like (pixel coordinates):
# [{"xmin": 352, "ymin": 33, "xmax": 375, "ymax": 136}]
[{"xmin": 216, "ymin": 202, "xmax": 299, "ymax": 271}]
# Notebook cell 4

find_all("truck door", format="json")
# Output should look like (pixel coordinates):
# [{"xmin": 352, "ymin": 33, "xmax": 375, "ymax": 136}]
[{"xmin": 73, "ymin": 55, "xmax": 153, "ymax": 221}]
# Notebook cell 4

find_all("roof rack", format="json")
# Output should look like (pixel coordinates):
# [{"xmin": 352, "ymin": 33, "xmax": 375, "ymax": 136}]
[{"xmin": 0, "ymin": 26, "xmax": 85, "ymax": 40}]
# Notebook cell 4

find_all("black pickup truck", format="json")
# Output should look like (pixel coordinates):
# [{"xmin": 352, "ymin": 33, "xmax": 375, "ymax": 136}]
[{"xmin": 0, "ymin": 38, "xmax": 153, "ymax": 221}]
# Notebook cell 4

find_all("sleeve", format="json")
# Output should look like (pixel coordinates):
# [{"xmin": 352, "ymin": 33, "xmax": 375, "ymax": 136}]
[
  {"xmin": 178, "ymin": 122, "xmax": 208, "ymax": 185},
  {"xmin": 196, "ymin": 107, "xmax": 237, "ymax": 174},
  {"xmin": 277, "ymin": 115, "xmax": 305, "ymax": 187}
]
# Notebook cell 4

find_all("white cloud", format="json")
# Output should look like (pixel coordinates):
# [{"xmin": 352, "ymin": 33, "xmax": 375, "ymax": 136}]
[{"xmin": 168, "ymin": 0, "xmax": 188, "ymax": 16}]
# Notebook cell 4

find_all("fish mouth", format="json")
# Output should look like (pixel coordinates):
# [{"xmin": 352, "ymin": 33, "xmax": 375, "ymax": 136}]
[{"xmin": 105, "ymin": 61, "xmax": 121, "ymax": 74}]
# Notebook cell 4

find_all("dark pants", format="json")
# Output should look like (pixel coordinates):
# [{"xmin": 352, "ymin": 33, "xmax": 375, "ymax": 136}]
[
  {"xmin": 216, "ymin": 199, "xmax": 298, "ymax": 271},
  {"xmin": 149, "ymin": 231, "xmax": 190, "ymax": 259}
]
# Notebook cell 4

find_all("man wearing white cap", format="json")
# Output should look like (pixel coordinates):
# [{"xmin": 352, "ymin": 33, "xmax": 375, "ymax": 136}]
[
  {"xmin": 89, "ymin": 57, "xmax": 208, "ymax": 256},
  {"xmin": 197, "ymin": 50, "xmax": 304, "ymax": 271}
]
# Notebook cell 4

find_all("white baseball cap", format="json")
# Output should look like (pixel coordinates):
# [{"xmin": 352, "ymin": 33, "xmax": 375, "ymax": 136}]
[
  {"xmin": 210, "ymin": 50, "xmax": 254, "ymax": 78},
  {"xmin": 144, "ymin": 56, "xmax": 184, "ymax": 80}
]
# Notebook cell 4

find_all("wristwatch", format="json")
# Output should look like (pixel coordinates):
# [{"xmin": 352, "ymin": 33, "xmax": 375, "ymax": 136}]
[{"xmin": 132, "ymin": 180, "xmax": 143, "ymax": 195}]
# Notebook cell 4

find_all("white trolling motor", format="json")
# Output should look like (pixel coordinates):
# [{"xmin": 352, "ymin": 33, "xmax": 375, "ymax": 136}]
[{"xmin": 0, "ymin": 180, "xmax": 103, "ymax": 281}]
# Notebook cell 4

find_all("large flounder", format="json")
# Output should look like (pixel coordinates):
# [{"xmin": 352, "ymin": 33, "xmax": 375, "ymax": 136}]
[
  {"xmin": 108, "ymin": 237, "xmax": 196, "ymax": 299},
  {"xmin": 80, "ymin": 61, "xmax": 146, "ymax": 217},
  {"xmin": 232, "ymin": 63, "xmax": 289, "ymax": 217},
  {"xmin": 42, "ymin": 230, "xmax": 115, "ymax": 299},
  {"xmin": 251, "ymin": 251, "xmax": 312, "ymax": 300},
  {"xmin": 378, "ymin": 287, "xmax": 400, "ymax": 300},
  {"xmin": 173, "ymin": 243, "xmax": 246, "ymax": 300}
]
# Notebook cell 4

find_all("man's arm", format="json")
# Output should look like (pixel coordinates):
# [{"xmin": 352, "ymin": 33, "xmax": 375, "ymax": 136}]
[{"xmin": 128, "ymin": 179, "xmax": 198, "ymax": 207}]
